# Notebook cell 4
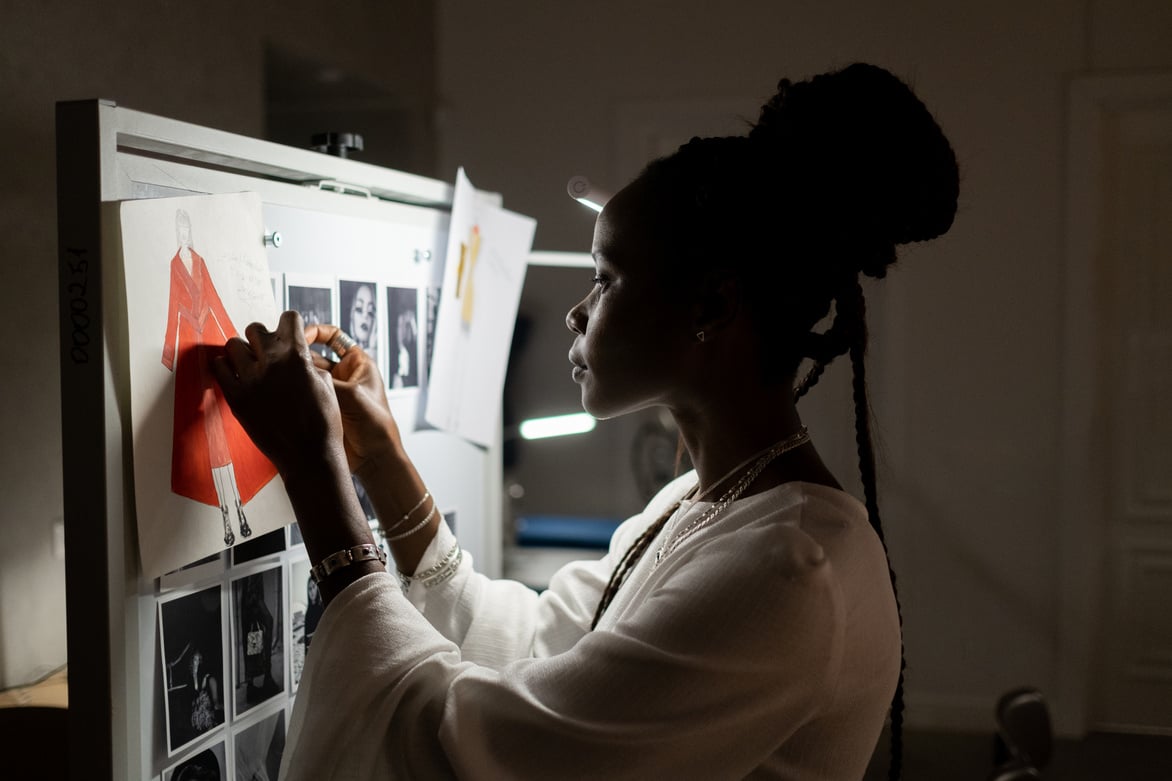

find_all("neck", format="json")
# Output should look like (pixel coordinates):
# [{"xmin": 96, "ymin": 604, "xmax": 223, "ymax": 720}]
[{"xmin": 671, "ymin": 383, "xmax": 806, "ymax": 498}]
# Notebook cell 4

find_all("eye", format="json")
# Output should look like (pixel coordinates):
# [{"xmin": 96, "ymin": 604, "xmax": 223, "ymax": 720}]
[{"xmin": 591, "ymin": 274, "xmax": 610, "ymax": 290}]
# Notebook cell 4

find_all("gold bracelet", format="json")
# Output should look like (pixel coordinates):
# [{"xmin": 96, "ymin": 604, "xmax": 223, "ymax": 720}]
[
  {"xmin": 386, "ymin": 503, "xmax": 437, "ymax": 542},
  {"xmin": 310, "ymin": 542, "xmax": 387, "ymax": 585},
  {"xmin": 384, "ymin": 490, "xmax": 431, "ymax": 533}
]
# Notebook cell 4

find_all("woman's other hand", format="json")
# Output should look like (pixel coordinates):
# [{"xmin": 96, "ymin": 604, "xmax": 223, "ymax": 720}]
[
  {"xmin": 305, "ymin": 321, "xmax": 402, "ymax": 475},
  {"xmin": 212, "ymin": 310, "xmax": 344, "ymax": 477}
]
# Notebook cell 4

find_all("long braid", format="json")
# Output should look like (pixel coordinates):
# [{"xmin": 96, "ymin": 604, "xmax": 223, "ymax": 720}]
[
  {"xmin": 793, "ymin": 359, "xmax": 827, "ymax": 401},
  {"xmin": 843, "ymin": 280, "xmax": 906, "ymax": 781},
  {"xmin": 591, "ymin": 502, "xmax": 679, "ymax": 629}
]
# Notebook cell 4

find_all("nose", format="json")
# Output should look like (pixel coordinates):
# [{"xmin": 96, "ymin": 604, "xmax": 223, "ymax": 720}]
[{"xmin": 566, "ymin": 298, "xmax": 586, "ymax": 335}]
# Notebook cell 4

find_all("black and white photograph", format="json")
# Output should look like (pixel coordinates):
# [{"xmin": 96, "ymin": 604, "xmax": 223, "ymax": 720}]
[
  {"xmin": 288, "ymin": 557, "xmax": 320, "ymax": 690},
  {"xmin": 231, "ymin": 527, "xmax": 286, "ymax": 566},
  {"xmin": 164, "ymin": 741, "xmax": 225, "ymax": 781},
  {"xmin": 159, "ymin": 584, "xmax": 226, "ymax": 755},
  {"xmin": 286, "ymin": 278, "xmax": 334, "ymax": 359},
  {"xmin": 339, "ymin": 278, "xmax": 379, "ymax": 366},
  {"xmin": 353, "ymin": 475, "xmax": 376, "ymax": 521},
  {"xmin": 385, "ymin": 285, "xmax": 420, "ymax": 389},
  {"xmin": 235, "ymin": 708, "xmax": 286, "ymax": 781},
  {"xmin": 159, "ymin": 550, "xmax": 224, "ymax": 593},
  {"xmin": 231, "ymin": 566, "xmax": 285, "ymax": 717}
]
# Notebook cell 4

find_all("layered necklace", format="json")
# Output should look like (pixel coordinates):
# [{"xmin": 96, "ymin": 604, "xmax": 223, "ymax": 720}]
[{"xmin": 654, "ymin": 426, "xmax": 811, "ymax": 566}]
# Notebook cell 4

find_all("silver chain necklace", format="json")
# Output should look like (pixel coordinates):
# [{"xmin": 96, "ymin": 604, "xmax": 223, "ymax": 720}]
[{"xmin": 654, "ymin": 427, "xmax": 811, "ymax": 566}]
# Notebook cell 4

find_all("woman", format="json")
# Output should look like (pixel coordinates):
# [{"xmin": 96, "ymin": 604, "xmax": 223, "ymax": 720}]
[{"xmin": 215, "ymin": 63, "xmax": 957, "ymax": 779}]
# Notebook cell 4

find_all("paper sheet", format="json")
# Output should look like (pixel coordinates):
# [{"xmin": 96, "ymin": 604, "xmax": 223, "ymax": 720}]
[
  {"xmin": 122, "ymin": 191, "xmax": 293, "ymax": 579},
  {"xmin": 425, "ymin": 169, "xmax": 536, "ymax": 446}
]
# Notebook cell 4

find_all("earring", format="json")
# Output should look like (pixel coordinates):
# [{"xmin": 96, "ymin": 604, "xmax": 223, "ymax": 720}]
[{"xmin": 696, "ymin": 331, "xmax": 706, "ymax": 342}]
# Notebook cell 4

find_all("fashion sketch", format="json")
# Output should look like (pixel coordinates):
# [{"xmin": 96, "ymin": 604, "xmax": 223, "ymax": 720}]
[{"xmin": 161, "ymin": 209, "xmax": 276, "ymax": 546}]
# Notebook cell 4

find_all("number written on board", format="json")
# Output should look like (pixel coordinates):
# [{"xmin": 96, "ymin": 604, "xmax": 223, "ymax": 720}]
[{"xmin": 65, "ymin": 247, "xmax": 91, "ymax": 364}]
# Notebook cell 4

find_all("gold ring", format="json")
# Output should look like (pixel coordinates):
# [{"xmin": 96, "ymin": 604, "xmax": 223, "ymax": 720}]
[{"xmin": 328, "ymin": 331, "xmax": 359, "ymax": 358}]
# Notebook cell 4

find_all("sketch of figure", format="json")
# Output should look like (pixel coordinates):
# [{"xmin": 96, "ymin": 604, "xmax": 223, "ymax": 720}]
[
  {"xmin": 161, "ymin": 209, "xmax": 276, "ymax": 546},
  {"xmin": 340, "ymin": 279, "xmax": 378, "ymax": 365}
]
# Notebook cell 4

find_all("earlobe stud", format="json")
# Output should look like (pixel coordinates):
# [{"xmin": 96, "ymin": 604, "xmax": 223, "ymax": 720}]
[{"xmin": 696, "ymin": 331, "xmax": 706, "ymax": 342}]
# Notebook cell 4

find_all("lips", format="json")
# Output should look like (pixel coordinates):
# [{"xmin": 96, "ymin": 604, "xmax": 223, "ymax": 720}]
[{"xmin": 568, "ymin": 350, "xmax": 587, "ymax": 381}]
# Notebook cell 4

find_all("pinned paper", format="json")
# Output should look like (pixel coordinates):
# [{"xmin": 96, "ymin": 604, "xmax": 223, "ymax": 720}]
[{"xmin": 425, "ymin": 169, "xmax": 536, "ymax": 446}]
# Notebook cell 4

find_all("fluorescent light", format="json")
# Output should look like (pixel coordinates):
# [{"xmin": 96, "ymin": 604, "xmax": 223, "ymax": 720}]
[
  {"xmin": 519, "ymin": 412, "xmax": 596, "ymax": 440},
  {"xmin": 567, "ymin": 176, "xmax": 612, "ymax": 213}
]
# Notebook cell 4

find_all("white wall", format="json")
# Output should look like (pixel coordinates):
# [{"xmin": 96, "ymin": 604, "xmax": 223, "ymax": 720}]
[
  {"xmin": 0, "ymin": 0, "xmax": 435, "ymax": 689},
  {"xmin": 435, "ymin": 0, "xmax": 1172, "ymax": 732}
]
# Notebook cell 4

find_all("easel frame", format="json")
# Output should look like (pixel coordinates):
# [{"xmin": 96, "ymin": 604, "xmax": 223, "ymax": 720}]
[{"xmin": 56, "ymin": 100, "xmax": 503, "ymax": 780}]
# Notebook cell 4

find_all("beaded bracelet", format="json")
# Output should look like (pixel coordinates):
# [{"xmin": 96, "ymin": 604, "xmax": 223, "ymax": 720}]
[
  {"xmin": 399, "ymin": 540, "xmax": 462, "ymax": 591},
  {"xmin": 385, "ymin": 503, "xmax": 437, "ymax": 542},
  {"xmin": 310, "ymin": 542, "xmax": 387, "ymax": 585}
]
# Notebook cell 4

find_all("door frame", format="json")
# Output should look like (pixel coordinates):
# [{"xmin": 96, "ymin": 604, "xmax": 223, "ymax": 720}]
[{"xmin": 1058, "ymin": 70, "xmax": 1172, "ymax": 737}]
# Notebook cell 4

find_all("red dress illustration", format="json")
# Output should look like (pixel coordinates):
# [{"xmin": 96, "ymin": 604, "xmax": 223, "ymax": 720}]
[{"xmin": 161, "ymin": 219, "xmax": 276, "ymax": 546}]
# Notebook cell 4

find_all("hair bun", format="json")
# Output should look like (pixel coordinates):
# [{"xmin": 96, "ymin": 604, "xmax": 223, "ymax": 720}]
[{"xmin": 750, "ymin": 63, "xmax": 958, "ymax": 266}]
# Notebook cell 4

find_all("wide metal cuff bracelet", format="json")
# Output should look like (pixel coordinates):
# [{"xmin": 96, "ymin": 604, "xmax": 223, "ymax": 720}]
[{"xmin": 310, "ymin": 542, "xmax": 388, "ymax": 584}]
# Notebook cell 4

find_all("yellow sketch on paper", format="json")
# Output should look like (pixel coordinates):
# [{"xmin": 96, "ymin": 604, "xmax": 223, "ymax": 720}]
[{"xmin": 455, "ymin": 225, "xmax": 480, "ymax": 327}]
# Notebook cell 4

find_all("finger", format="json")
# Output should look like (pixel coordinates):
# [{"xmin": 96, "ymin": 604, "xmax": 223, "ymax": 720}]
[
  {"xmin": 309, "ymin": 351, "xmax": 334, "ymax": 372},
  {"xmin": 308, "ymin": 322, "xmax": 344, "ymax": 349},
  {"xmin": 243, "ymin": 322, "xmax": 270, "ymax": 356},
  {"xmin": 222, "ymin": 336, "xmax": 256, "ymax": 380},
  {"xmin": 210, "ymin": 354, "xmax": 241, "ymax": 403},
  {"xmin": 278, "ymin": 310, "xmax": 308, "ymax": 349}
]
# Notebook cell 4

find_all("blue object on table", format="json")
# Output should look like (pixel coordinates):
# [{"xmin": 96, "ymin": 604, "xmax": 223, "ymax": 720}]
[{"xmin": 514, "ymin": 515, "xmax": 622, "ymax": 549}]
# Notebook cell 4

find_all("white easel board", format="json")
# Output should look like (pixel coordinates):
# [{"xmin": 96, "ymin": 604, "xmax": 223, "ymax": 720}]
[{"xmin": 56, "ymin": 100, "xmax": 503, "ymax": 781}]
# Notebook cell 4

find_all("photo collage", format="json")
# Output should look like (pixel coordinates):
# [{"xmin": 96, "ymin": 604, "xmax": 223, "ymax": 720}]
[{"xmin": 154, "ymin": 271, "xmax": 429, "ymax": 777}]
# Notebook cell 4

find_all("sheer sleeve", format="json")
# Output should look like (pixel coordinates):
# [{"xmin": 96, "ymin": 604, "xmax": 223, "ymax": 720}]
[
  {"xmin": 280, "ymin": 512, "xmax": 845, "ymax": 781},
  {"xmin": 400, "ymin": 472, "xmax": 698, "ymax": 668}
]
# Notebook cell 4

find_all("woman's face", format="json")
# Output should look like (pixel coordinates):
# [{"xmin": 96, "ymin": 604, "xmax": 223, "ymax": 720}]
[
  {"xmin": 566, "ymin": 179, "xmax": 694, "ymax": 419},
  {"xmin": 351, "ymin": 285, "xmax": 376, "ymax": 347}
]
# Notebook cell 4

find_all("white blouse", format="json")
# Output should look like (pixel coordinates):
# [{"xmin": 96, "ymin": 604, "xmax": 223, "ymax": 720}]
[{"xmin": 280, "ymin": 474, "xmax": 901, "ymax": 780}]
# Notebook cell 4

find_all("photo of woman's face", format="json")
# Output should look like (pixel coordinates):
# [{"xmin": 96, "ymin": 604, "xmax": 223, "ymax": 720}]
[{"xmin": 351, "ymin": 284, "xmax": 376, "ymax": 347}]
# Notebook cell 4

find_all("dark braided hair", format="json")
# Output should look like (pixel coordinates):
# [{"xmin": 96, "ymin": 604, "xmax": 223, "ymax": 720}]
[{"xmin": 591, "ymin": 63, "xmax": 957, "ymax": 781}]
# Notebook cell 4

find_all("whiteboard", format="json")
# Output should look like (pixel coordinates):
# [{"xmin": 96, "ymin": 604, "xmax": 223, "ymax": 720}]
[{"xmin": 56, "ymin": 100, "xmax": 502, "ymax": 781}]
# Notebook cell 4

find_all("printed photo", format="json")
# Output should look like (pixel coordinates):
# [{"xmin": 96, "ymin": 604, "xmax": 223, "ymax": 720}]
[
  {"xmin": 286, "ymin": 278, "xmax": 334, "ymax": 359},
  {"xmin": 288, "ymin": 557, "xmax": 321, "ymax": 689},
  {"xmin": 159, "ymin": 585, "xmax": 225, "ymax": 755},
  {"xmin": 231, "ymin": 527, "xmax": 286, "ymax": 566},
  {"xmin": 385, "ymin": 286, "xmax": 420, "ymax": 389},
  {"xmin": 231, "ymin": 566, "xmax": 285, "ymax": 717},
  {"xmin": 164, "ymin": 741, "xmax": 225, "ymax": 781},
  {"xmin": 235, "ymin": 708, "xmax": 286, "ymax": 781},
  {"xmin": 339, "ymin": 278, "xmax": 379, "ymax": 366}
]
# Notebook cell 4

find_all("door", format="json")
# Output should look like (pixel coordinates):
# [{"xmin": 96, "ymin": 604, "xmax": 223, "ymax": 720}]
[{"xmin": 1093, "ymin": 101, "xmax": 1172, "ymax": 732}]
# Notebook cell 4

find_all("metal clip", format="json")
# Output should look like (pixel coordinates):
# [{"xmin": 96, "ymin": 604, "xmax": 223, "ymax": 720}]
[{"xmin": 309, "ymin": 180, "xmax": 374, "ymax": 199}]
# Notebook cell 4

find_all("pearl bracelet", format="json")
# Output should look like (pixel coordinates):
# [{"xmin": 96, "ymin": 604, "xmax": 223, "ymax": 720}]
[{"xmin": 310, "ymin": 542, "xmax": 387, "ymax": 585}]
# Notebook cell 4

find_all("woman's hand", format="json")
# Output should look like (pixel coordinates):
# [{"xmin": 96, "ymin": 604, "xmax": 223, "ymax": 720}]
[
  {"xmin": 305, "ymin": 321, "xmax": 403, "ymax": 475},
  {"xmin": 211, "ymin": 311, "xmax": 344, "ymax": 477}
]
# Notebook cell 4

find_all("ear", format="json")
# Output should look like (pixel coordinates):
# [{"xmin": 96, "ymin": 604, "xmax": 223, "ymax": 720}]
[{"xmin": 691, "ymin": 270, "xmax": 741, "ymax": 337}]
